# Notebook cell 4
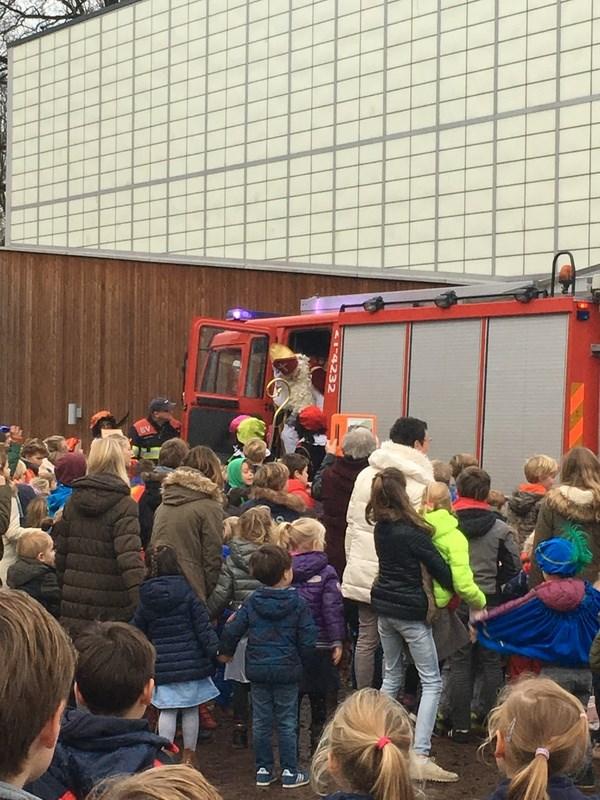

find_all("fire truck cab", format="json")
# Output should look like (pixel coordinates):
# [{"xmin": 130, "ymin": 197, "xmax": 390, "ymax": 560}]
[{"xmin": 182, "ymin": 256, "xmax": 600, "ymax": 491}]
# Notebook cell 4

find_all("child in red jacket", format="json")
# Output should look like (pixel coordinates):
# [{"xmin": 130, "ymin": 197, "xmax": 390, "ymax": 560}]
[{"xmin": 281, "ymin": 453, "xmax": 315, "ymax": 510}]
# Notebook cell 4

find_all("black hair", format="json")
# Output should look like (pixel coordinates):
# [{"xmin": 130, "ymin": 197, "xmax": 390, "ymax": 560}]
[{"xmin": 389, "ymin": 417, "xmax": 428, "ymax": 447}]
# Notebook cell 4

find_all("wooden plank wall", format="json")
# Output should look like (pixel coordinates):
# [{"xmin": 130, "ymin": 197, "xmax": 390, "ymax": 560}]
[{"xmin": 0, "ymin": 249, "xmax": 436, "ymax": 443}]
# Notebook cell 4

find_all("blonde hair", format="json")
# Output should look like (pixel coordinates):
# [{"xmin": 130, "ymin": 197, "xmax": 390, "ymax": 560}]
[
  {"xmin": 222, "ymin": 516, "xmax": 238, "ymax": 543},
  {"xmin": 422, "ymin": 481, "xmax": 452, "ymax": 512},
  {"xmin": 312, "ymin": 688, "xmax": 414, "ymax": 800},
  {"xmin": 30, "ymin": 477, "xmax": 51, "ymax": 496},
  {"xmin": 237, "ymin": 506, "xmax": 274, "ymax": 545},
  {"xmin": 524, "ymin": 455, "xmax": 559, "ymax": 484},
  {"xmin": 277, "ymin": 517, "xmax": 325, "ymax": 551},
  {"xmin": 243, "ymin": 438, "xmax": 267, "ymax": 465},
  {"xmin": 485, "ymin": 677, "xmax": 588, "ymax": 800},
  {"xmin": 17, "ymin": 531, "xmax": 53, "ymax": 559},
  {"xmin": 449, "ymin": 453, "xmax": 479, "ymax": 479},
  {"xmin": 90, "ymin": 765, "xmax": 222, "ymax": 800},
  {"xmin": 252, "ymin": 462, "xmax": 289, "ymax": 493},
  {"xmin": 87, "ymin": 437, "xmax": 130, "ymax": 485},
  {"xmin": 431, "ymin": 460, "xmax": 452, "ymax": 485}
]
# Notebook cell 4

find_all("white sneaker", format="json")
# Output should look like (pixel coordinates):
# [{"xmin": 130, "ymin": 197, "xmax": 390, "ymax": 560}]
[{"xmin": 410, "ymin": 754, "xmax": 459, "ymax": 783}]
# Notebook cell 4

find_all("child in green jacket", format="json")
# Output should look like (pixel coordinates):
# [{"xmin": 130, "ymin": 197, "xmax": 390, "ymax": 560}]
[{"xmin": 422, "ymin": 482, "xmax": 486, "ymax": 611}]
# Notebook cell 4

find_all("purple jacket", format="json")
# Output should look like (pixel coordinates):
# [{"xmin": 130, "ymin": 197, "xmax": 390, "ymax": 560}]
[{"xmin": 291, "ymin": 551, "xmax": 345, "ymax": 648}]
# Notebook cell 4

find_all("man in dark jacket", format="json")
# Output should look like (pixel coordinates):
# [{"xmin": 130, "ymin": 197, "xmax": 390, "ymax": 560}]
[
  {"xmin": 219, "ymin": 545, "xmax": 316, "ymax": 790},
  {"xmin": 449, "ymin": 466, "xmax": 521, "ymax": 742},
  {"xmin": 129, "ymin": 398, "xmax": 182, "ymax": 463},
  {"xmin": 27, "ymin": 623, "xmax": 173, "ymax": 800}
]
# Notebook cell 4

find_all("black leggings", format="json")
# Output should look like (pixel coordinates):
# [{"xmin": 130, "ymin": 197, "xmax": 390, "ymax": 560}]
[{"xmin": 232, "ymin": 681, "xmax": 251, "ymax": 724}]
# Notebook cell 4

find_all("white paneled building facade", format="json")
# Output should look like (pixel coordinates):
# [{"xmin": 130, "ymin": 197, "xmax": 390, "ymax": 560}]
[{"xmin": 7, "ymin": 0, "xmax": 600, "ymax": 279}]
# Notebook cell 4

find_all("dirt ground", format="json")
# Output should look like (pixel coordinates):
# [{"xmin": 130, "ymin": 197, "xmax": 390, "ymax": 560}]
[{"xmin": 197, "ymin": 709, "xmax": 499, "ymax": 800}]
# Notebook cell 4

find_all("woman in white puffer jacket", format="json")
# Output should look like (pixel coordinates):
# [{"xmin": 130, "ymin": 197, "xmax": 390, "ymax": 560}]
[{"xmin": 342, "ymin": 417, "xmax": 434, "ymax": 689}]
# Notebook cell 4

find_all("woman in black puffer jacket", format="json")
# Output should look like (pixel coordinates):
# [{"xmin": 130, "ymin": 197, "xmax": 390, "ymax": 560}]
[
  {"xmin": 206, "ymin": 506, "xmax": 274, "ymax": 748},
  {"xmin": 132, "ymin": 545, "xmax": 218, "ymax": 767}
]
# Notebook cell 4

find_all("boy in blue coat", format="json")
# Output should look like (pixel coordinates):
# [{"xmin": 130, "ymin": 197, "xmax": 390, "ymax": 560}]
[
  {"xmin": 219, "ymin": 544, "xmax": 317, "ymax": 790},
  {"xmin": 27, "ymin": 623, "xmax": 173, "ymax": 800}
]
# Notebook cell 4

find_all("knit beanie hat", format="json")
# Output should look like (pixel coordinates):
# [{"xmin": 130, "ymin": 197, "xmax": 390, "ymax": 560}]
[
  {"xmin": 535, "ymin": 530, "xmax": 592, "ymax": 577},
  {"xmin": 236, "ymin": 418, "xmax": 266, "ymax": 445},
  {"xmin": 227, "ymin": 458, "xmax": 246, "ymax": 489},
  {"xmin": 229, "ymin": 414, "xmax": 250, "ymax": 434},
  {"xmin": 55, "ymin": 453, "xmax": 87, "ymax": 486}
]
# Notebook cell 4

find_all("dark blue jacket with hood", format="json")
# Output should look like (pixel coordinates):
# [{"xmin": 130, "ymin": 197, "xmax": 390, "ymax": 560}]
[
  {"xmin": 26, "ymin": 708, "xmax": 172, "ymax": 800},
  {"xmin": 219, "ymin": 585, "xmax": 317, "ymax": 684},
  {"xmin": 131, "ymin": 574, "xmax": 219, "ymax": 684}
]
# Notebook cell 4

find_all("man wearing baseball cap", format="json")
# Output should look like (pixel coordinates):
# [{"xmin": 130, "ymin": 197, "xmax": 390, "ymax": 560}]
[{"xmin": 129, "ymin": 397, "xmax": 182, "ymax": 462}]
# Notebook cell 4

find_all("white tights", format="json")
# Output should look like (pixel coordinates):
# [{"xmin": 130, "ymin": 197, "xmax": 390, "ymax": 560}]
[{"xmin": 158, "ymin": 706, "xmax": 200, "ymax": 751}]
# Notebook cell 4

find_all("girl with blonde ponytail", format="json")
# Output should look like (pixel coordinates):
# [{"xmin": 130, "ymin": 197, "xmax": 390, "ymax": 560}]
[
  {"xmin": 312, "ymin": 688, "xmax": 415, "ymax": 800},
  {"xmin": 485, "ymin": 677, "xmax": 590, "ymax": 800}
]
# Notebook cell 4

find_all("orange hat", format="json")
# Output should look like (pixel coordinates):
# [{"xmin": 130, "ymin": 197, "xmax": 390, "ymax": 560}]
[{"xmin": 89, "ymin": 410, "xmax": 114, "ymax": 430}]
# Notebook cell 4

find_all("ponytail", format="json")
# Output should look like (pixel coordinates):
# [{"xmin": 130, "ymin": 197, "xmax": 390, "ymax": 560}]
[
  {"xmin": 508, "ymin": 752, "xmax": 549, "ymax": 800},
  {"xmin": 370, "ymin": 739, "xmax": 413, "ymax": 800},
  {"xmin": 275, "ymin": 522, "xmax": 294, "ymax": 549}
]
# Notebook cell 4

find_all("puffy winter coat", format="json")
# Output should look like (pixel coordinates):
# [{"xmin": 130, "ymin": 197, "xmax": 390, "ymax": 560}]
[
  {"xmin": 54, "ymin": 474, "xmax": 145, "ymax": 635},
  {"xmin": 151, "ymin": 468, "xmax": 224, "ymax": 601},
  {"xmin": 241, "ymin": 488, "xmax": 305, "ymax": 523},
  {"xmin": 371, "ymin": 519, "xmax": 453, "ymax": 621},
  {"xmin": 206, "ymin": 538, "xmax": 261, "ymax": 618},
  {"xmin": 132, "ymin": 574, "xmax": 218, "ymax": 684},
  {"xmin": 506, "ymin": 484, "xmax": 546, "ymax": 548},
  {"xmin": 316, "ymin": 455, "xmax": 369, "ymax": 579},
  {"xmin": 286, "ymin": 478, "xmax": 315, "ymax": 509},
  {"xmin": 6, "ymin": 557, "xmax": 61, "ymax": 617},
  {"xmin": 424, "ymin": 508, "xmax": 486, "ymax": 610},
  {"xmin": 291, "ymin": 551, "xmax": 345, "ymax": 648},
  {"xmin": 342, "ymin": 442, "xmax": 434, "ymax": 604},
  {"xmin": 219, "ymin": 586, "xmax": 317, "ymax": 684},
  {"xmin": 26, "ymin": 708, "xmax": 172, "ymax": 800},
  {"xmin": 454, "ymin": 500, "xmax": 521, "ymax": 606},
  {"xmin": 531, "ymin": 486, "xmax": 600, "ymax": 586}
]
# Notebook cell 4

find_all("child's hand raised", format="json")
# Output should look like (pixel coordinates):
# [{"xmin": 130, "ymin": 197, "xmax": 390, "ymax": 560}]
[{"xmin": 331, "ymin": 645, "xmax": 343, "ymax": 666}]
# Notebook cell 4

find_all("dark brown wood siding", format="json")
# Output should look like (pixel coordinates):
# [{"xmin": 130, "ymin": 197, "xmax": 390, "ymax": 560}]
[{"xmin": 0, "ymin": 249, "xmax": 438, "ymax": 442}]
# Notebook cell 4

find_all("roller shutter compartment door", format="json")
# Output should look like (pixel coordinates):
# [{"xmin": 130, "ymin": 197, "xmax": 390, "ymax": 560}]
[
  {"xmin": 408, "ymin": 319, "xmax": 481, "ymax": 461},
  {"xmin": 482, "ymin": 314, "xmax": 568, "ymax": 493},
  {"xmin": 340, "ymin": 324, "xmax": 406, "ymax": 440}
]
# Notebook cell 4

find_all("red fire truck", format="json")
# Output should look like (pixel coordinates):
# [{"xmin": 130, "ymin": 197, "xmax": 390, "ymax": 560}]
[{"xmin": 181, "ymin": 254, "xmax": 600, "ymax": 490}]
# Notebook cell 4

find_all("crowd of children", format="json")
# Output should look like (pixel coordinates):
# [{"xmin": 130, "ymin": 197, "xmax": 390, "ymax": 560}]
[{"xmin": 2, "ymin": 415, "xmax": 600, "ymax": 800}]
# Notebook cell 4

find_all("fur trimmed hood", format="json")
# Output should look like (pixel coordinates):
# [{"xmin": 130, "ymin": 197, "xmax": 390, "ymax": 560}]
[
  {"xmin": 161, "ymin": 467, "xmax": 222, "ymax": 506},
  {"xmin": 249, "ymin": 485, "xmax": 306, "ymax": 512},
  {"xmin": 545, "ymin": 485, "xmax": 600, "ymax": 523}
]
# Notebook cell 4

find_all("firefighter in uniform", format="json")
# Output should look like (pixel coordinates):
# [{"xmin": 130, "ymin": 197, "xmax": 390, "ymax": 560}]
[{"xmin": 129, "ymin": 398, "xmax": 182, "ymax": 462}]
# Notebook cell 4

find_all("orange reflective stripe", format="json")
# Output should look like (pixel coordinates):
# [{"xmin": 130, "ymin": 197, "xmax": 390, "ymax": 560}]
[{"xmin": 568, "ymin": 382, "xmax": 585, "ymax": 448}]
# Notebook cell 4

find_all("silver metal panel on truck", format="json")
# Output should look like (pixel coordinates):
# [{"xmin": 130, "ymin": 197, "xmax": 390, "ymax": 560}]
[
  {"xmin": 408, "ymin": 320, "xmax": 481, "ymax": 461},
  {"xmin": 483, "ymin": 314, "xmax": 568, "ymax": 492},
  {"xmin": 340, "ymin": 324, "xmax": 406, "ymax": 439}
]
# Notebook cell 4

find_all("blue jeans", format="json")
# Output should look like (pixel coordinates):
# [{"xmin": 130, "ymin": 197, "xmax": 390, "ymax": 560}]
[
  {"xmin": 251, "ymin": 682, "xmax": 299, "ymax": 773},
  {"xmin": 377, "ymin": 615, "xmax": 442, "ymax": 756}
]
